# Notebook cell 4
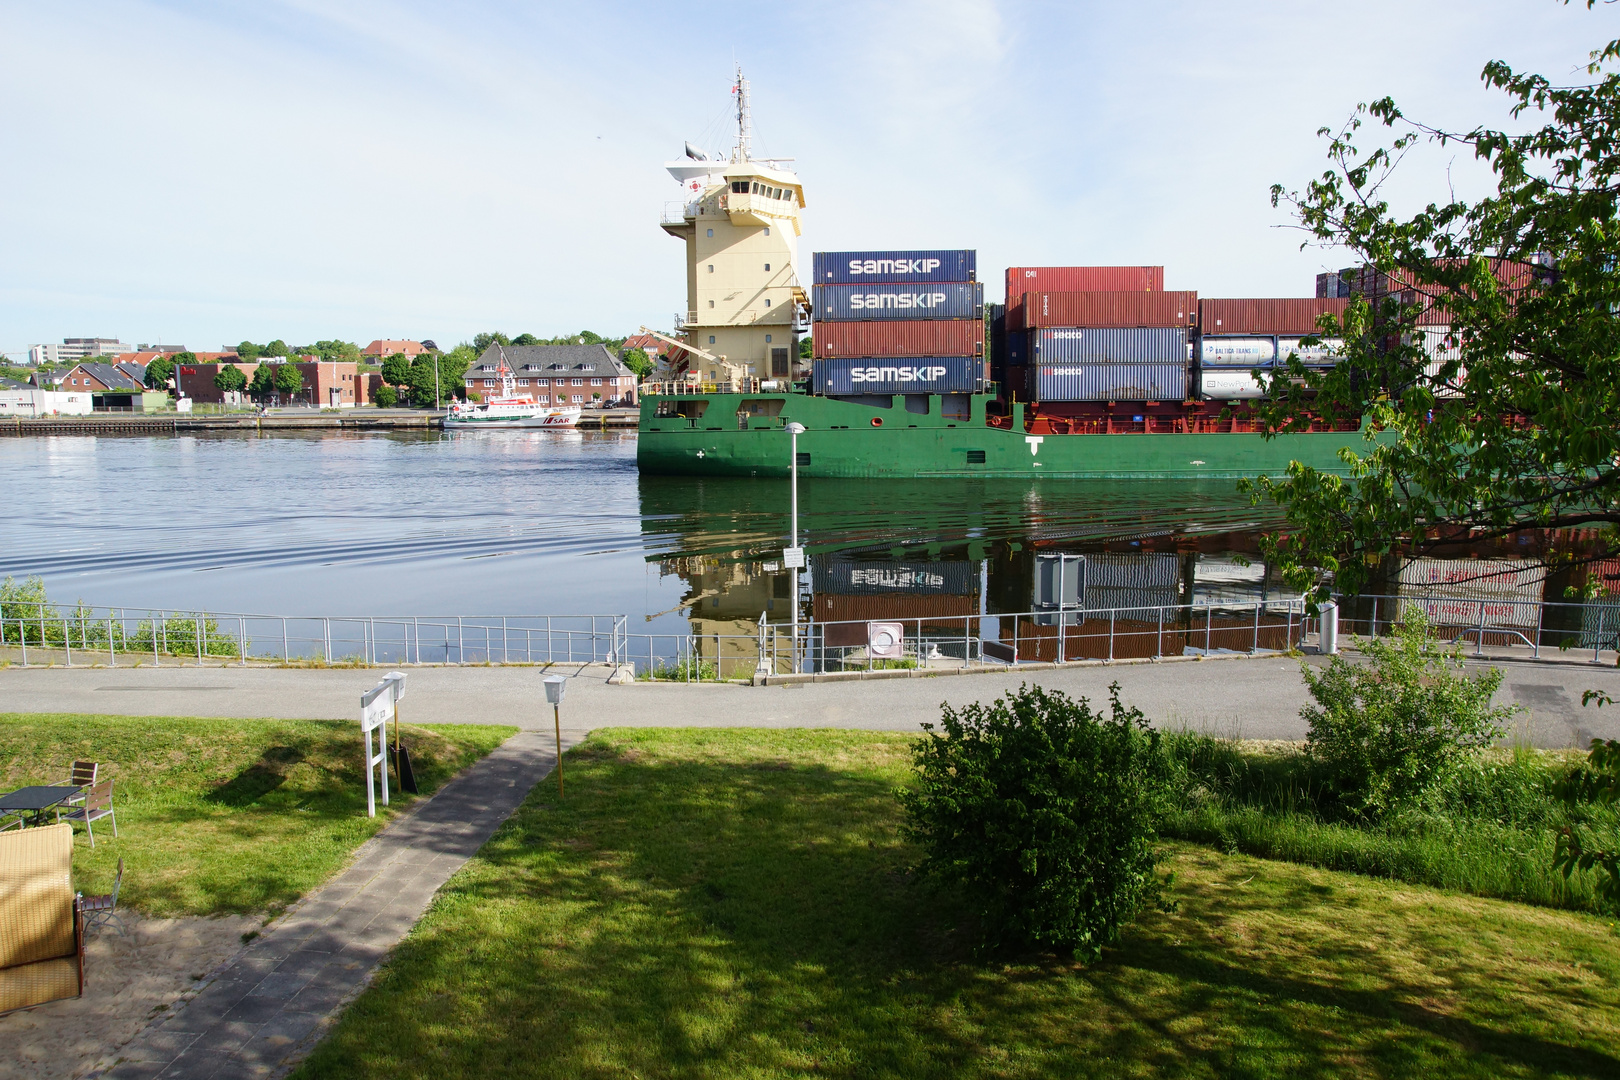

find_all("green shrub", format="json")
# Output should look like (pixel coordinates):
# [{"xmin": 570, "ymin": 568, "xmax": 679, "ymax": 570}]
[
  {"xmin": 1302, "ymin": 613, "xmax": 1514, "ymax": 821},
  {"xmin": 899, "ymin": 683, "xmax": 1171, "ymax": 959},
  {"xmin": 373, "ymin": 385, "xmax": 397, "ymax": 408}
]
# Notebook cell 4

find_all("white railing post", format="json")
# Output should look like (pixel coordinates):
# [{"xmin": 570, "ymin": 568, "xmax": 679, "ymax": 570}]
[{"xmin": 1476, "ymin": 600, "xmax": 1487, "ymax": 657}]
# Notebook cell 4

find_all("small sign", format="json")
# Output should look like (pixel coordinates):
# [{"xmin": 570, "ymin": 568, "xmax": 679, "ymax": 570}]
[{"xmin": 782, "ymin": 547, "xmax": 805, "ymax": 569}]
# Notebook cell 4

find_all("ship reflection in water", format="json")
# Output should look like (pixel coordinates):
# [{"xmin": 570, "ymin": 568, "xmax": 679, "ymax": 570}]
[{"xmin": 639, "ymin": 475, "xmax": 1620, "ymax": 676}]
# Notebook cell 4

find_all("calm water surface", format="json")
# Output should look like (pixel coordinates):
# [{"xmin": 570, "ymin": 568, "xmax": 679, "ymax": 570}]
[{"xmin": 0, "ymin": 430, "xmax": 1293, "ymax": 639}]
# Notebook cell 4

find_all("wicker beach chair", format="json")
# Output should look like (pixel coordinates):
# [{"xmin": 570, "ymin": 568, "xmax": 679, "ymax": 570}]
[
  {"xmin": 0, "ymin": 823, "xmax": 85, "ymax": 1014},
  {"xmin": 57, "ymin": 780, "xmax": 117, "ymax": 847}
]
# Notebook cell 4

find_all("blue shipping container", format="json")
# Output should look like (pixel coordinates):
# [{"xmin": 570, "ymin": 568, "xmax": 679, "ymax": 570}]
[
  {"xmin": 813, "ymin": 250, "xmax": 976, "ymax": 284},
  {"xmin": 814, "ymin": 282, "xmax": 984, "ymax": 322},
  {"xmin": 814, "ymin": 357, "xmax": 984, "ymax": 395},
  {"xmin": 1033, "ymin": 327, "xmax": 1189, "ymax": 364},
  {"xmin": 1005, "ymin": 327, "xmax": 1029, "ymax": 367},
  {"xmin": 1035, "ymin": 362, "xmax": 1188, "ymax": 402}
]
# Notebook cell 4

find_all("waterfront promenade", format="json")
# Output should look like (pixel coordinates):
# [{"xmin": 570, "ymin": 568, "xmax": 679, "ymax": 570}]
[{"xmin": 7, "ymin": 652, "xmax": 1620, "ymax": 747}]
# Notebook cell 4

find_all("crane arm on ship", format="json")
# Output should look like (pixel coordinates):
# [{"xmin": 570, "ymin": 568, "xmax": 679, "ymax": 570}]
[{"xmin": 635, "ymin": 326, "xmax": 750, "ymax": 384}]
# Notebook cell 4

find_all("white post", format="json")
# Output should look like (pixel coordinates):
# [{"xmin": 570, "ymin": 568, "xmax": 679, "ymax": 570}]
[
  {"xmin": 791, "ymin": 426, "xmax": 799, "ymax": 672},
  {"xmin": 1320, "ymin": 599, "xmax": 1339, "ymax": 655}
]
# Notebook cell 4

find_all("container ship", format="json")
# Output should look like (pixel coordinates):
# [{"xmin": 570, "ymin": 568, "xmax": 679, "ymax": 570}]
[{"xmin": 637, "ymin": 75, "xmax": 1379, "ymax": 480}]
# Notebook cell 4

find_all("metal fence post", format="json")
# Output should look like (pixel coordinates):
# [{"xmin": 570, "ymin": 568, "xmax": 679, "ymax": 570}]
[
  {"xmin": 1252, "ymin": 602, "xmax": 1260, "ymax": 654},
  {"xmin": 198, "ymin": 612, "xmax": 204, "ymax": 665},
  {"xmin": 457, "ymin": 616, "xmax": 464, "ymax": 666},
  {"xmin": 1157, "ymin": 605, "xmax": 1164, "ymax": 659},
  {"xmin": 1108, "ymin": 610, "xmax": 1115, "ymax": 662},
  {"xmin": 108, "ymin": 616, "xmax": 116, "ymax": 666},
  {"xmin": 1476, "ymin": 600, "xmax": 1487, "ymax": 657},
  {"xmin": 64, "ymin": 619, "xmax": 71, "ymax": 666},
  {"xmin": 239, "ymin": 617, "xmax": 247, "ymax": 666},
  {"xmin": 502, "ymin": 616, "xmax": 508, "ymax": 664},
  {"xmin": 323, "ymin": 617, "xmax": 331, "ymax": 664},
  {"xmin": 1206, "ymin": 606, "xmax": 1213, "ymax": 654}
]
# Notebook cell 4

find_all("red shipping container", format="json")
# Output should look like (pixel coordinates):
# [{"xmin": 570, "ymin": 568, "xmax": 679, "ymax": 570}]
[
  {"xmin": 1005, "ymin": 266, "xmax": 1164, "ymax": 301},
  {"xmin": 1018, "ymin": 291, "xmax": 1197, "ymax": 330},
  {"xmin": 812, "ymin": 319, "xmax": 984, "ymax": 359},
  {"xmin": 1199, "ymin": 298, "xmax": 1350, "ymax": 335}
]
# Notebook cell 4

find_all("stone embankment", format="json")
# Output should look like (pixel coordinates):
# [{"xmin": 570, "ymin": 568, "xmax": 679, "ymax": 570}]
[{"xmin": 0, "ymin": 408, "xmax": 640, "ymax": 435}]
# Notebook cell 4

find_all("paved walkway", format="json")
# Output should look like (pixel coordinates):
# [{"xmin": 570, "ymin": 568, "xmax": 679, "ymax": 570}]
[
  {"xmin": 99, "ymin": 728, "xmax": 581, "ymax": 1080},
  {"xmin": 7, "ymin": 653, "xmax": 1620, "ymax": 747}
]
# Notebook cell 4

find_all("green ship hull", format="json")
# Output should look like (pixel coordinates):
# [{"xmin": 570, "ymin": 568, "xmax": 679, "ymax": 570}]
[{"xmin": 637, "ymin": 391, "xmax": 1367, "ymax": 480}]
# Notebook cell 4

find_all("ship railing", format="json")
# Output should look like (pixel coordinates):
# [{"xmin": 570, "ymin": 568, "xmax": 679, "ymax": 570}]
[
  {"xmin": 0, "ymin": 602, "xmax": 630, "ymax": 669},
  {"xmin": 643, "ymin": 378, "xmax": 760, "ymax": 397},
  {"xmin": 660, "ymin": 201, "xmax": 696, "ymax": 226}
]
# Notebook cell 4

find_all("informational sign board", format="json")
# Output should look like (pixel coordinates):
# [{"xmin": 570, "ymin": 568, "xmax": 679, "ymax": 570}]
[
  {"xmin": 359, "ymin": 677, "xmax": 396, "ymax": 817},
  {"xmin": 783, "ymin": 546, "xmax": 805, "ymax": 569}
]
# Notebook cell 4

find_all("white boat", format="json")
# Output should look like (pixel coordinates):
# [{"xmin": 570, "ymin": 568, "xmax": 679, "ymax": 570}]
[{"xmin": 444, "ymin": 347, "xmax": 583, "ymax": 428}]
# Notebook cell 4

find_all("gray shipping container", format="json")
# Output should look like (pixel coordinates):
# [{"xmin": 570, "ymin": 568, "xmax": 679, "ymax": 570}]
[
  {"xmin": 813, "ymin": 282, "xmax": 984, "ymax": 321},
  {"xmin": 813, "ymin": 356, "xmax": 984, "ymax": 395},
  {"xmin": 813, "ymin": 249, "xmax": 976, "ymax": 284},
  {"xmin": 1032, "ymin": 326, "xmax": 1190, "ymax": 364},
  {"xmin": 1035, "ymin": 362, "xmax": 1188, "ymax": 402}
]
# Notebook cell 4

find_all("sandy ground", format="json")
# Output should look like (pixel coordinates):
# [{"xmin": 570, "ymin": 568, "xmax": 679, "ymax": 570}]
[{"xmin": 0, "ymin": 912, "xmax": 259, "ymax": 1080}]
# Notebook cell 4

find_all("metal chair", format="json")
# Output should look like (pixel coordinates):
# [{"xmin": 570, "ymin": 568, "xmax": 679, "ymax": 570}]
[
  {"xmin": 59, "ymin": 761, "xmax": 98, "ymax": 807},
  {"xmin": 77, "ymin": 858, "xmax": 126, "ymax": 937},
  {"xmin": 57, "ymin": 780, "xmax": 116, "ymax": 847}
]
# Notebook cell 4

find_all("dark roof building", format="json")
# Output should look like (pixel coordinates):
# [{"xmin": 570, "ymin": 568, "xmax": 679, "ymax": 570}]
[
  {"xmin": 467, "ymin": 344, "xmax": 638, "ymax": 405},
  {"xmin": 58, "ymin": 361, "xmax": 146, "ymax": 392}
]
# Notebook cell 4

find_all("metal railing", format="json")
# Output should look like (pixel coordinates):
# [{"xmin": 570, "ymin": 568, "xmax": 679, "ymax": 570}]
[
  {"xmin": 1328, "ymin": 592, "xmax": 1620, "ymax": 661},
  {"xmin": 754, "ymin": 600, "xmax": 1315, "ymax": 676},
  {"xmin": 0, "ymin": 602, "xmax": 628, "ymax": 668}
]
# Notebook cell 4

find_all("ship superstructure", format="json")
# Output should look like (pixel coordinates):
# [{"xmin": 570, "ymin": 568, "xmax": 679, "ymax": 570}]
[{"xmin": 660, "ymin": 67, "xmax": 807, "ymax": 386}]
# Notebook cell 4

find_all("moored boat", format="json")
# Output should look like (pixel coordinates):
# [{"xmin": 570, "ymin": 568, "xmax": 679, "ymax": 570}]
[{"xmin": 444, "ymin": 347, "xmax": 583, "ymax": 429}]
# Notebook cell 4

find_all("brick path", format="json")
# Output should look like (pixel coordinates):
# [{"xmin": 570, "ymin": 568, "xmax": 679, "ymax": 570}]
[{"xmin": 99, "ymin": 728, "xmax": 580, "ymax": 1079}]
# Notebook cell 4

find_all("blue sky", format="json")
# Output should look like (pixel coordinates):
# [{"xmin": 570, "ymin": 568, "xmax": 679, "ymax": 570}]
[{"xmin": 0, "ymin": 0, "xmax": 1611, "ymax": 357}]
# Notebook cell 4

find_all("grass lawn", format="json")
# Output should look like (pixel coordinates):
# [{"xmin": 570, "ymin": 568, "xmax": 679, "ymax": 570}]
[
  {"xmin": 294, "ymin": 728, "xmax": 1620, "ymax": 1079},
  {"xmin": 0, "ymin": 713, "xmax": 517, "ymax": 917}
]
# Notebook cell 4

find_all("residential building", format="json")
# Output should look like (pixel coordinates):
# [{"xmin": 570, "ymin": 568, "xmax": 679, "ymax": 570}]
[
  {"xmin": 57, "ymin": 361, "xmax": 146, "ymax": 393},
  {"xmin": 621, "ymin": 332, "xmax": 672, "ymax": 360},
  {"xmin": 361, "ymin": 339, "xmax": 428, "ymax": 360},
  {"xmin": 465, "ymin": 344, "xmax": 638, "ymax": 406}
]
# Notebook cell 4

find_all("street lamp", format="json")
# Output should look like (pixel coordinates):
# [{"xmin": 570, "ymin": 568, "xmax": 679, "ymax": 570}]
[
  {"xmin": 543, "ymin": 675, "xmax": 567, "ymax": 798},
  {"xmin": 784, "ymin": 421, "xmax": 806, "ymax": 673}
]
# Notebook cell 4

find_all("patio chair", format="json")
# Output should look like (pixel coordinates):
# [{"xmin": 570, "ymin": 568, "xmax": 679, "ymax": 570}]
[
  {"xmin": 78, "ymin": 858, "xmax": 126, "ymax": 937},
  {"xmin": 57, "ymin": 780, "xmax": 116, "ymax": 847},
  {"xmin": 58, "ymin": 762, "xmax": 98, "ymax": 808},
  {"xmin": 0, "ymin": 823, "xmax": 85, "ymax": 1014}
]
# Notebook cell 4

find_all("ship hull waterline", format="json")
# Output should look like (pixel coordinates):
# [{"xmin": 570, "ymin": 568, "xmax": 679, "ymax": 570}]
[{"xmin": 637, "ymin": 393, "xmax": 1370, "ymax": 480}]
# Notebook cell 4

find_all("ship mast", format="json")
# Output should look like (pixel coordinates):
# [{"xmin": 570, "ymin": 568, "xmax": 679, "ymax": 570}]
[{"xmin": 732, "ymin": 64, "xmax": 751, "ymax": 163}]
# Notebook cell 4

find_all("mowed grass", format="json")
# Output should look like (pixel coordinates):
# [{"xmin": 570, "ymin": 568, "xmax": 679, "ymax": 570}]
[
  {"xmin": 0, "ymin": 713, "xmax": 517, "ymax": 917},
  {"xmin": 294, "ymin": 728, "xmax": 1620, "ymax": 1080}
]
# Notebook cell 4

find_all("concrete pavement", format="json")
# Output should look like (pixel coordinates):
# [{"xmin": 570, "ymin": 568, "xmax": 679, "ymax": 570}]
[{"xmin": 6, "ymin": 652, "xmax": 1620, "ymax": 747}]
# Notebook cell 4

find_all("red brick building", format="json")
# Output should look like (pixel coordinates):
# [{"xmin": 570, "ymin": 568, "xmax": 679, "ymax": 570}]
[{"xmin": 175, "ymin": 358, "xmax": 371, "ymax": 406}]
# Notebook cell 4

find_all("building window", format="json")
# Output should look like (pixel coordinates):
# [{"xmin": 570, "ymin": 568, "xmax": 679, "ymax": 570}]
[
  {"xmin": 537, "ymin": 395, "xmax": 548, "ymax": 403},
  {"xmin": 764, "ymin": 298, "xmax": 771, "ymax": 307},
  {"xmin": 765, "ymin": 334, "xmax": 772, "ymax": 343},
  {"xmin": 709, "ymin": 336, "xmax": 716, "ymax": 344},
  {"xmin": 591, "ymin": 378, "xmax": 602, "ymax": 386},
  {"xmin": 572, "ymin": 394, "xmax": 583, "ymax": 403},
  {"xmin": 764, "ymin": 263, "xmax": 770, "ymax": 271},
  {"xmin": 708, "ymin": 299, "xmax": 715, "ymax": 308},
  {"xmin": 516, "ymin": 379, "xmax": 528, "ymax": 385},
  {"xmin": 706, "ymin": 228, "xmax": 713, "ymax": 237},
  {"xmin": 707, "ymin": 264, "xmax": 714, "ymax": 273},
  {"xmin": 764, "ymin": 226, "xmax": 770, "ymax": 235},
  {"xmin": 572, "ymin": 378, "xmax": 583, "ymax": 386},
  {"xmin": 484, "ymin": 379, "xmax": 494, "ymax": 386}
]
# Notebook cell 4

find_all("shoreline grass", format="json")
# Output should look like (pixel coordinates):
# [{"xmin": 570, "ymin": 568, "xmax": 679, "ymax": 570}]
[
  {"xmin": 293, "ymin": 728, "xmax": 1620, "ymax": 1079},
  {"xmin": 0, "ymin": 712, "xmax": 517, "ymax": 917},
  {"xmin": 1162, "ymin": 733, "xmax": 1619, "ymax": 913}
]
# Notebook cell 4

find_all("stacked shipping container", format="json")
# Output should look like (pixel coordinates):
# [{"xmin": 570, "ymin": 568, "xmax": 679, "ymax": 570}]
[
  {"xmin": 811, "ymin": 250, "xmax": 985, "ymax": 396},
  {"xmin": 1018, "ymin": 290, "xmax": 1196, "ymax": 403},
  {"xmin": 1195, "ymin": 297, "xmax": 1348, "ymax": 399},
  {"xmin": 998, "ymin": 267, "xmax": 1165, "ymax": 399}
]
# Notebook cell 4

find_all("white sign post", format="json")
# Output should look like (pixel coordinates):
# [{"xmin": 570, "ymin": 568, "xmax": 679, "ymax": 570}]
[{"xmin": 359, "ymin": 677, "xmax": 397, "ymax": 817}]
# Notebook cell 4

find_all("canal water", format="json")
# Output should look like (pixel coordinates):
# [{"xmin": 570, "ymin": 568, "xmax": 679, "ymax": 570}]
[{"xmin": 0, "ymin": 430, "xmax": 1603, "ymax": 663}]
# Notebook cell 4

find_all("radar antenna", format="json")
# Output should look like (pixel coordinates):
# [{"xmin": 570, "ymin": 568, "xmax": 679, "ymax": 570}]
[{"xmin": 732, "ymin": 64, "xmax": 751, "ymax": 163}]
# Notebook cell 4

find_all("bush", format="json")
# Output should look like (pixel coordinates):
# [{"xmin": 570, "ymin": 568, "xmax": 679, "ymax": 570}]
[
  {"xmin": 373, "ymin": 385, "xmax": 397, "ymax": 408},
  {"xmin": 899, "ymin": 684, "xmax": 1171, "ymax": 959},
  {"xmin": 1303, "ymin": 612, "xmax": 1515, "ymax": 821}
]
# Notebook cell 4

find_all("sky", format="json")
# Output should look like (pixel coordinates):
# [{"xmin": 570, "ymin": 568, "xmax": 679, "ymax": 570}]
[{"xmin": 1, "ymin": 0, "xmax": 1613, "ymax": 358}]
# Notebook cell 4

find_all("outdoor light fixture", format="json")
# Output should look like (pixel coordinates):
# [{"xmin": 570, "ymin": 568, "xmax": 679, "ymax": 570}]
[{"xmin": 543, "ymin": 675, "xmax": 567, "ymax": 798}]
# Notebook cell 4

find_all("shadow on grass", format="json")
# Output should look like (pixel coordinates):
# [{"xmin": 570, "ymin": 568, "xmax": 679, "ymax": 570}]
[{"xmin": 295, "ymin": 736, "xmax": 1620, "ymax": 1079}]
